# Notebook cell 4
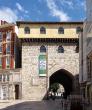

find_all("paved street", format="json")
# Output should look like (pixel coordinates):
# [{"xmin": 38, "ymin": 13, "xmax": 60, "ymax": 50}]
[{"xmin": 0, "ymin": 100, "xmax": 62, "ymax": 110}]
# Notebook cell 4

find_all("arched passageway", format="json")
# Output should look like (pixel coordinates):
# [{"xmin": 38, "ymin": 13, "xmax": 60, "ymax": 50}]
[{"xmin": 49, "ymin": 69, "xmax": 74, "ymax": 98}]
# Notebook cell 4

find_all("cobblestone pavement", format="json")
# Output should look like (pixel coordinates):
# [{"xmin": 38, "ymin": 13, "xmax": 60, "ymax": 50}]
[{"xmin": 0, "ymin": 100, "xmax": 62, "ymax": 110}]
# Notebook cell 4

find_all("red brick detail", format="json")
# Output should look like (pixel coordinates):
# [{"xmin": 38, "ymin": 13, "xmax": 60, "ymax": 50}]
[
  {"xmin": 11, "ymin": 42, "xmax": 14, "ymax": 55},
  {"xmin": 3, "ymin": 33, "xmax": 6, "ymax": 42},
  {"xmin": 2, "ymin": 44, "xmax": 6, "ymax": 55},
  {"xmin": 11, "ymin": 33, "xmax": 15, "ymax": 42},
  {"xmin": 2, "ymin": 57, "xmax": 6, "ymax": 69},
  {"xmin": 11, "ymin": 33, "xmax": 15, "ymax": 55},
  {"xmin": 10, "ymin": 56, "xmax": 14, "ymax": 69}
]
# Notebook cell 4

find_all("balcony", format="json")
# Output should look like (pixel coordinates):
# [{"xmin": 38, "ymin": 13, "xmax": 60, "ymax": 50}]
[
  {"xmin": 0, "ymin": 68, "xmax": 22, "ymax": 84},
  {"xmin": 9, "ymin": 68, "xmax": 22, "ymax": 83}
]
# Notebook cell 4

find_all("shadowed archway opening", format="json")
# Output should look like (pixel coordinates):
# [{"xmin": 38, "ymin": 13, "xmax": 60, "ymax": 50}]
[{"xmin": 49, "ymin": 69, "xmax": 74, "ymax": 99}]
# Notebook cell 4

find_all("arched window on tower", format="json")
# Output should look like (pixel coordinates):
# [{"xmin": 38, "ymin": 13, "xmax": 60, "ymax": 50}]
[
  {"xmin": 76, "ymin": 27, "xmax": 82, "ymax": 34},
  {"xmin": 40, "ymin": 45, "xmax": 46, "ymax": 53},
  {"xmin": 40, "ymin": 27, "xmax": 46, "ymax": 34},
  {"xmin": 75, "ymin": 46, "xmax": 79, "ymax": 53},
  {"xmin": 58, "ymin": 27, "xmax": 64, "ymax": 34},
  {"xmin": 24, "ymin": 27, "xmax": 30, "ymax": 34},
  {"xmin": 75, "ymin": 42, "xmax": 79, "ymax": 53},
  {"xmin": 58, "ymin": 45, "xmax": 64, "ymax": 53}
]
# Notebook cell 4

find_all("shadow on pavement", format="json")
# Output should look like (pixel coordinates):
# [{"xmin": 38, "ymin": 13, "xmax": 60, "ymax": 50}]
[{"xmin": 0, "ymin": 100, "xmax": 61, "ymax": 110}]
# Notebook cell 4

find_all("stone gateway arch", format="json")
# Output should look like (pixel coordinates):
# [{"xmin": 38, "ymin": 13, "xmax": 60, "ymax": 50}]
[{"xmin": 49, "ymin": 69, "xmax": 73, "ymax": 98}]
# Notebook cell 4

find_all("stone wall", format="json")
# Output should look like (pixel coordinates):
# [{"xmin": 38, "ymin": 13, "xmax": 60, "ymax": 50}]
[{"xmin": 22, "ymin": 42, "xmax": 79, "ymax": 100}]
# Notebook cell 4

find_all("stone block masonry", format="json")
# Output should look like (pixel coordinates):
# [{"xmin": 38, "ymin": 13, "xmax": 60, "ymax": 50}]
[{"xmin": 22, "ymin": 42, "xmax": 79, "ymax": 100}]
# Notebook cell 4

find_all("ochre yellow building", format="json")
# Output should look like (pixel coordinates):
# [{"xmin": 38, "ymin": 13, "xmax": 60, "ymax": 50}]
[{"xmin": 17, "ymin": 21, "xmax": 83, "ymax": 39}]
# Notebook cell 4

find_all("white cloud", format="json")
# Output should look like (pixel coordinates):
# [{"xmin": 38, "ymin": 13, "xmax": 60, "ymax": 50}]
[
  {"xmin": 46, "ymin": 0, "xmax": 71, "ymax": 21},
  {"xmin": 16, "ymin": 3, "xmax": 28, "ymax": 14},
  {"xmin": 80, "ymin": 1, "xmax": 86, "ymax": 11},
  {"xmin": 58, "ymin": 0, "xmax": 85, "ymax": 10},
  {"xmin": 75, "ymin": 0, "xmax": 85, "ymax": 8},
  {"xmin": 16, "ymin": 3, "xmax": 23, "ymax": 11},
  {"xmin": 60, "ymin": 0, "xmax": 73, "ymax": 9},
  {"xmin": 0, "ymin": 3, "xmax": 29, "ymax": 23},
  {"xmin": 0, "ymin": 7, "xmax": 18, "ymax": 23}
]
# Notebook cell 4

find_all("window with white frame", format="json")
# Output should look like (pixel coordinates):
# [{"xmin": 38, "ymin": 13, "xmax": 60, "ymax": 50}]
[
  {"xmin": 0, "ymin": 58, "xmax": 2, "ymax": 68},
  {"xmin": 6, "ymin": 44, "xmax": 10, "ymax": 54},
  {"xmin": 6, "ymin": 32, "xmax": 11, "ymax": 41},
  {"xmin": 0, "ymin": 74, "xmax": 9, "ymax": 82},
  {"xmin": 0, "ymin": 45, "xmax": 2, "ymax": 53},
  {"xmin": 2, "ymin": 75, "xmax": 6, "ymax": 82},
  {"xmin": 2, "ymin": 85, "xmax": 8, "ymax": 100},
  {"xmin": 0, "ymin": 32, "xmax": 2, "ymax": 42}
]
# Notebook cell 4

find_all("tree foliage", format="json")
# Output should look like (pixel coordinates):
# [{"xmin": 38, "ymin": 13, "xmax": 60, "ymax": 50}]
[{"xmin": 50, "ymin": 83, "xmax": 60, "ymax": 93}]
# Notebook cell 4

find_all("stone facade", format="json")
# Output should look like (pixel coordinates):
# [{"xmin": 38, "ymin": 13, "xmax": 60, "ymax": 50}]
[
  {"xmin": 79, "ymin": 0, "xmax": 92, "ymax": 103},
  {"xmin": 0, "ymin": 69, "xmax": 21, "ymax": 100},
  {"xmin": 16, "ymin": 21, "xmax": 83, "ymax": 101},
  {"xmin": 22, "ymin": 42, "xmax": 79, "ymax": 100},
  {"xmin": 0, "ymin": 21, "xmax": 21, "ymax": 100}
]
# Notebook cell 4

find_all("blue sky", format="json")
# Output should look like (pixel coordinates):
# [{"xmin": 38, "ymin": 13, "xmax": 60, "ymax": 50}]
[{"xmin": 0, "ymin": 0, "xmax": 85, "ymax": 23}]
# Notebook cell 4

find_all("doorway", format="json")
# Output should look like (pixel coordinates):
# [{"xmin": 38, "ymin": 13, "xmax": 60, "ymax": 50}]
[{"xmin": 15, "ymin": 84, "xmax": 19, "ymax": 99}]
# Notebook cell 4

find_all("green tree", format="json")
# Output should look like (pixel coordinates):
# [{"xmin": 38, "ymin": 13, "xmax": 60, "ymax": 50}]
[{"xmin": 50, "ymin": 83, "xmax": 60, "ymax": 93}]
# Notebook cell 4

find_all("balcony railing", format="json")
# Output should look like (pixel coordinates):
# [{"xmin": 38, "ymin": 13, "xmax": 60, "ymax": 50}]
[{"xmin": 0, "ymin": 68, "xmax": 22, "ymax": 83}]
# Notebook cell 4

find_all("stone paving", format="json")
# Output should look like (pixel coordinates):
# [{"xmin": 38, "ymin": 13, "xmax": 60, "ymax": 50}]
[{"xmin": 0, "ymin": 100, "xmax": 62, "ymax": 110}]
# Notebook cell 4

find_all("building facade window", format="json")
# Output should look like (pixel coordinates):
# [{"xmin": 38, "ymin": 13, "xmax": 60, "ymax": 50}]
[
  {"xmin": 58, "ymin": 45, "xmax": 64, "ymax": 53},
  {"xmin": 0, "ymin": 75, "xmax": 9, "ymax": 82},
  {"xmin": 75, "ymin": 46, "xmax": 79, "ymax": 53},
  {"xmin": 0, "ymin": 32, "xmax": 2, "ymax": 42},
  {"xmin": 0, "ymin": 85, "xmax": 9, "ymax": 100},
  {"xmin": 3, "ymin": 75, "xmax": 6, "ymax": 82},
  {"xmin": 87, "ymin": 57, "xmax": 92, "ymax": 81},
  {"xmin": 40, "ymin": 45, "xmax": 46, "ymax": 53},
  {"xmin": 0, "ymin": 45, "xmax": 2, "ymax": 53},
  {"xmin": 6, "ymin": 57, "xmax": 10, "ymax": 68},
  {"xmin": 76, "ymin": 27, "xmax": 82, "ymax": 34},
  {"xmin": 0, "ymin": 58, "xmax": 2, "ymax": 68},
  {"xmin": 40, "ymin": 27, "xmax": 46, "ymax": 34},
  {"xmin": 0, "ymin": 75, "xmax": 2, "ymax": 81},
  {"xmin": 24, "ymin": 27, "xmax": 30, "ymax": 34},
  {"xmin": 6, "ymin": 44, "xmax": 10, "ymax": 54},
  {"xmin": 58, "ymin": 27, "xmax": 64, "ymax": 34},
  {"xmin": 6, "ymin": 32, "xmax": 11, "ymax": 41}
]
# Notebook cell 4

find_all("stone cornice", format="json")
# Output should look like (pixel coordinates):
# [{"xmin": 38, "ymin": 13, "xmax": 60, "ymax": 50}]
[{"xmin": 20, "ymin": 38, "xmax": 79, "ymax": 44}]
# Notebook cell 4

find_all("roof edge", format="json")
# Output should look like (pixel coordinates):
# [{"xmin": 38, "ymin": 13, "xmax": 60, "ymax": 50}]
[{"xmin": 16, "ymin": 21, "xmax": 83, "ymax": 25}]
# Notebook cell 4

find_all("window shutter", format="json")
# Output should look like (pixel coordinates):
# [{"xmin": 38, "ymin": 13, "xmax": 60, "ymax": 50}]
[{"xmin": 3, "ymin": 44, "xmax": 6, "ymax": 55}]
